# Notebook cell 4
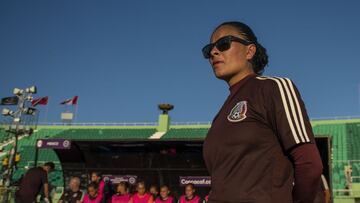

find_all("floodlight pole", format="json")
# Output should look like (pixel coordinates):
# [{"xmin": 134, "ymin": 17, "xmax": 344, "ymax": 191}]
[
  {"xmin": 2, "ymin": 94, "xmax": 24, "ymax": 203},
  {"xmin": 1, "ymin": 88, "xmax": 36, "ymax": 203}
]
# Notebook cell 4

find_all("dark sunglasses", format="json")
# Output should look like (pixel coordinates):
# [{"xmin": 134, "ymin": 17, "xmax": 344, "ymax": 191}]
[{"xmin": 202, "ymin": 35, "xmax": 252, "ymax": 59}]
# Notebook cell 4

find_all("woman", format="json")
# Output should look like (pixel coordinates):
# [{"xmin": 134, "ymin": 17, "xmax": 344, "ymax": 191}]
[
  {"xmin": 131, "ymin": 181, "xmax": 154, "ymax": 203},
  {"xmin": 202, "ymin": 21, "xmax": 323, "ymax": 203},
  {"xmin": 90, "ymin": 172, "xmax": 106, "ymax": 202},
  {"xmin": 149, "ymin": 185, "xmax": 159, "ymax": 200},
  {"xmin": 111, "ymin": 182, "xmax": 131, "ymax": 203},
  {"xmin": 58, "ymin": 177, "xmax": 83, "ymax": 203},
  {"xmin": 83, "ymin": 183, "xmax": 102, "ymax": 203},
  {"xmin": 178, "ymin": 184, "xmax": 201, "ymax": 203},
  {"xmin": 154, "ymin": 185, "xmax": 175, "ymax": 203}
]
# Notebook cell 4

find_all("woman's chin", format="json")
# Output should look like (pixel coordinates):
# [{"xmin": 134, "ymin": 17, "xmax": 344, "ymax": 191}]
[{"xmin": 214, "ymin": 71, "xmax": 229, "ymax": 81}]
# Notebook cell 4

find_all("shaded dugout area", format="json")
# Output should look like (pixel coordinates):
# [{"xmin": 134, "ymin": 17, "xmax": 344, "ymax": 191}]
[{"xmin": 52, "ymin": 140, "xmax": 211, "ymax": 198}]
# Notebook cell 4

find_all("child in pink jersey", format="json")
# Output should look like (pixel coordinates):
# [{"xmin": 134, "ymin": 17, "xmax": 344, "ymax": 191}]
[
  {"xmin": 155, "ymin": 185, "xmax": 176, "ymax": 203},
  {"xmin": 112, "ymin": 182, "xmax": 131, "ymax": 203},
  {"xmin": 130, "ymin": 181, "xmax": 154, "ymax": 203},
  {"xmin": 83, "ymin": 183, "xmax": 103, "ymax": 203},
  {"xmin": 90, "ymin": 172, "xmax": 105, "ymax": 201},
  {"xmin": 204, "ymin": 190, "xmax": 211, "ymax": 203},
  {"xmin": 149, "ymin": 185, "xmax": 159, "ymax": 200},
  {"xmin": 178, "ymin": 184, "xmax": 202, "ymax": 203}
]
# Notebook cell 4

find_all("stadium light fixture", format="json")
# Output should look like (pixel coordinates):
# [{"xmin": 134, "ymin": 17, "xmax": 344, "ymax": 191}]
[
  {"xmin": 25, "ymin": 86, "xmax": 37, "ymax": 94},
  {"xmin": 13, "ymin": 88, "xmax": 24, "ymax": 96},
  {"xmin": 23, "ymin": 107, "xmax": 37, "ymax": 115},
  {"xmin": 2, "ymin": 108, "xmax": 14, "ymax": 116},
  {"xmin": 0, "ymin": 96, "xmax": 19, "ymax": 105},
  {"xmin": 26, "ymin": 95, "xmax": 33, "ymax": 101}
]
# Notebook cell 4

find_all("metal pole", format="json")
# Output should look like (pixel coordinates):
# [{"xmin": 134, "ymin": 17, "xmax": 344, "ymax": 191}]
[
  {"xmin": 2, "ymin": 136, "xmax": 18, "ymax": 203},
  {"xmin": 1, "ymin": 87, "xmax": 38, "ymax": 202},
  {"xmin": 34, "ymin": 142, "xmax": 39, "ymax": 167},
  {"xmin": 2, "ymin": 97, "xmax": 23, "ymax": 203},
  {"xmin": 74, "ymin": 102, "xmax": 78, "ymax": 123},
  {"xmin": 44, "ymin": 100, "xmax": 49, "ymax": 123},
  {"xmin": 1, "ymin": 88, "xmax": 37, "ymax": 203}
]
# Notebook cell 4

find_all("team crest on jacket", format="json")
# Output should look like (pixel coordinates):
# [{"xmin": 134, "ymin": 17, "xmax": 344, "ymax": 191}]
[{"xmin": 227, "ymin": 101, "xmax": 247, "ymax": 122}]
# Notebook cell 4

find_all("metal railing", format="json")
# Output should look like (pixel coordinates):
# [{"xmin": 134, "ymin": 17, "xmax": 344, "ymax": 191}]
[
  {"xmin": 171, "ymin": 121, "xmax": 212, "ymax": 125},
  {"xmin": 0, "ymin": 186, "xmax": 17, "ymax": 203},
  {"xmin": 311, "ymin": 115, "xmax": 360, "ymax": 121},
  {"xmin": 36, "ymin": 121, "xmax": 213, "ymax": 126},
  {"xmin": 29, "ymin": 115, "xmax": 360, "ymax": 127},
  {"xmin": 331, "ymin": 160, "xmax": 360, "ymax": 196},
  {"xmin": 37, "ymin": 122, "xmax": 158, "ymax": 126}
]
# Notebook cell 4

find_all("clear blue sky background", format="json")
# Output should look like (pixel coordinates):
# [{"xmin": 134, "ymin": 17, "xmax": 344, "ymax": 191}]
[{"xmin": 1, "ymin": 0, "xmax": 360, "ymax": 123}]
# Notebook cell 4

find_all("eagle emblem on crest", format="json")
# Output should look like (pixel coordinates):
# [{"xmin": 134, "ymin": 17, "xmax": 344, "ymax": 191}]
[{"xmin": 227, "ymin": 101, "xmax": 248, "ymax": 122}]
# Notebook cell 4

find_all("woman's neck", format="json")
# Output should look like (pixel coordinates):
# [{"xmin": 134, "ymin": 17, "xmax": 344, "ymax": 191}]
[
  {"xmin": 186, "ymin": 195, "xmax": 194, "ymax": 200},
  {"xmin": 227, "ymin": 68, "xmax": 255, "ymax": 87}
]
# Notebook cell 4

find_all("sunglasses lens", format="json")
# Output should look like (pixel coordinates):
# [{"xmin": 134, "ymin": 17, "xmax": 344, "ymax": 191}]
[
  {"xmin": 202, "ymin": 44, "xmax": 212, "ymax": 59},
  {"xmin": 202, "ymin": 36, "xmax": 233, "ymax": 59},
  {"xmin": 216, "ymin": 38, "xmax": 231, "ymax": 52}
]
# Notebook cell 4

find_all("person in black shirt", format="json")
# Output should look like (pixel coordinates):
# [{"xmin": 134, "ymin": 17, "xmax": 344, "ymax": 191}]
[
  {"xmin": 15, "ymin": 162, "xmax": 55, "ymax": 203},
  {"xmin": 59, "ymin": 177, "xmax": 83, "ymax": 203}
]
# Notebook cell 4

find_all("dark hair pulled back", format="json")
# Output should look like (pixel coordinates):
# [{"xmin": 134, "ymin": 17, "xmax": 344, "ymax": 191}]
[{"xmin": 214, "ymin": 21, "xmax": 269, "ymax": 75}]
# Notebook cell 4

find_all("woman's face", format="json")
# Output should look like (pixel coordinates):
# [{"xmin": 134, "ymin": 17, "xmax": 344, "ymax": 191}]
[
  {"xmin": 91, "ymin": 173, "xmax": 99, "ymax": 182},
  {"xmin": 160, "ymin": 187, "xmax": 170, "ymax": 199},
  {"xmin": 185, "ymin": 186, "xmax": 194, "ymax": 198},
  {"xmin": 137, "ymin": 184, "xmax": 146, "ymax": 195},
  {"xmin": 88, "ymin": 186, "xmax": 97, "ymax": 197},
  {"xmin": 209, "ymin": 25, "xmax": 256, "ymax": 85},
  {"xmin": 150, "ymin": 186, "xmax": 158, "ymax": 195},
  {"xmin": 69, "ymin": 178, "xmax": 80, "ymax": 192},
  {"xmin": 118, "ymin": 184, "xmax": 126, "ymax": 194}
]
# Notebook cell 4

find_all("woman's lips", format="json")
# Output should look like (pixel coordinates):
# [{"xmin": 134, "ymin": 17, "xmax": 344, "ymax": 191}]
[{"xmin": 212, "ymin": 61, "xmax": 224, "ymax": 68}]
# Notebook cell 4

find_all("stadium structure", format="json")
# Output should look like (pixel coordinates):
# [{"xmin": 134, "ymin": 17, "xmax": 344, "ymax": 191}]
[{"xmin": 1, "ymin": 111, "xmax": 360, "ymax": 203}]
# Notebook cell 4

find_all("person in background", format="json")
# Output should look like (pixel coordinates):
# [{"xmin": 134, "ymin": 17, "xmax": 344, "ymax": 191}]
[
  {"xmin": 39, "ymin": 183, "xmax": 57, "ymax": 203},
  {"xmin": 90, "ymin": 172, "xmax": 109, "ymax": 202},
  {"xmin": 112, "ymin": 181, "xmax": 131, "ymax": 203},
  {"xmin": 178, "ymin": 184, "xmax": 201, "ymax": 203},
  {"xmin": 131, "ymin": 181, "xmax": 154, "ymax": 203},
  {"xmin": 149, "ymin": 185, "xmax": 159, "ymax": 200},
  {"xmin": 15, "ymin": 162, "xmax": 55, "ymax": 203},
  {"xmin": 344, "ymin": 165, "xmax": 353, "ymax": 191},
  {"xmin": 203, "ymin": 191, "xmax": 210, "ymax": 203},
  {"xmin": 83, "ymin": 182, "xmax": 102, "ymax": 203},
  {"xmin": 59, "ymin": 177, "xmax": 83, "ymax": 203},
  {"xmin": 155, "ymin": 185, "xmax": 176, "ymax": 203},
  {"xmin": 203, "ymin": 196, "xmax": 208, "ymax": 203}
]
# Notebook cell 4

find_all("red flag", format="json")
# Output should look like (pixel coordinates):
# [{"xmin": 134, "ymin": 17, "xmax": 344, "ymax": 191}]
[
  {"xmin": 60, "ymin": 96, "xmax": 78, "ymax": 105},
  {"xmin": 31, "ymin": 96, "xmax": 48, "ymax": 107}
]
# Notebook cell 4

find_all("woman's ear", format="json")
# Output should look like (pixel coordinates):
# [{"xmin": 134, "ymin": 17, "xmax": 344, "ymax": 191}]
[{"xmin": 246, "ymin": 44, "xmax": 257, "ymax": 60}]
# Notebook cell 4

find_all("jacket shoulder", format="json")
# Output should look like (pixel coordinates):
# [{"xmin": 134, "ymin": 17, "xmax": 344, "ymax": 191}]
[{"xmin": 254, "ymin": 75, "xmax": 295, "ymax": 89}]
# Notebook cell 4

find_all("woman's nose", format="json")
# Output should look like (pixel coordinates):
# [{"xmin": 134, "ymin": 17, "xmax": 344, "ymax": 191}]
[{"xmin": 210, "ymin": 47, "xmax": 220, "ymax": 58}]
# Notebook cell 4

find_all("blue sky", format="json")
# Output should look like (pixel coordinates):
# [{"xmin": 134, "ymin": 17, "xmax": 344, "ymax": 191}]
[{"xmin": 1, "ymin": 0, "xmax": 360, "ymax": 123}]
